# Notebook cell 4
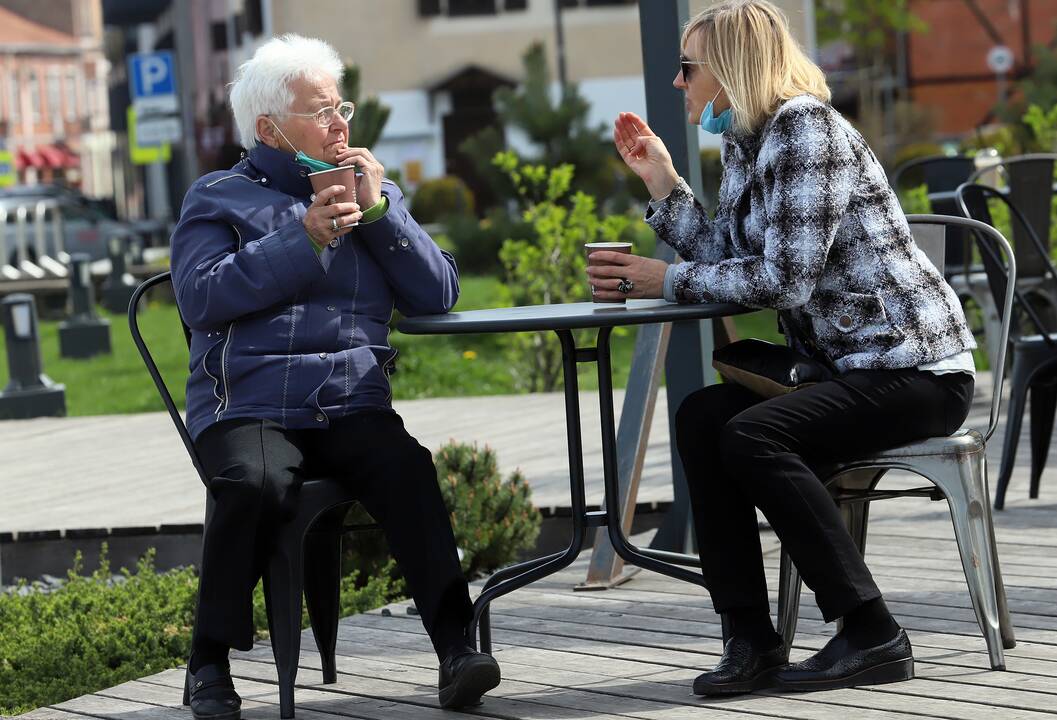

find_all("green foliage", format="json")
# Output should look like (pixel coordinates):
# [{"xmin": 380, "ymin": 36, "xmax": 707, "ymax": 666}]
[
  {"xmin": 459, "ymin": 43, "xmax": 617, "ymax": 210},
  {"xmin": 493, "ymin": 151, "xmax": 631, "ymax": 391},
  {"xmin": 0, "ymin": 548, "xmax": 197, "ymax": 715},
  {"xmin": 897, "ymin": 184, "xmax": 931, "ymax": 215},
  {"xmin": 815, "ymin": 0, "xmax": 927, "ymax": 62},
  {"xmin": 443, "ymin": 208, "xmax": 535, "ymax": 275},
  {"xmin": 434, "ymin": 441, "xmax": 541, "ymax": 579},
  {"xmin": 411, "ymin": 175, "xmax": 476, "ymax": 224},
  {"xmin": 341, "ymin": 65, "xmax": 391, "ymax": 149},
  {"xmin": 1023, "ymin": 103, "xmax": 1057, "ymax": 152}
]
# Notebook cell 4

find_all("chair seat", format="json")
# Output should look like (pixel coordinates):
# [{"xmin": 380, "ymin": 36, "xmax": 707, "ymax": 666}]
[{"xmin": 830, "ymin": 429, "xmax": 983, "ymax": 470}]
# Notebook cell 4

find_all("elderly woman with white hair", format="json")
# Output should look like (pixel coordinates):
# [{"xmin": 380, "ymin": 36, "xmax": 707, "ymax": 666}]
[
  {"xmin": 170, "ymin": 34, "xmax": 500, "ymax": 718},
  {"xmin": 589, "ymin": 0, "xmax": 976, "ymax": 698}
]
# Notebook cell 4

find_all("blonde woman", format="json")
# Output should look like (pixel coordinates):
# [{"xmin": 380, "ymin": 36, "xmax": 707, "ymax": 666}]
[{"xmin": 588, "ymin": 0, "xmax": 975, "ymax": 696}]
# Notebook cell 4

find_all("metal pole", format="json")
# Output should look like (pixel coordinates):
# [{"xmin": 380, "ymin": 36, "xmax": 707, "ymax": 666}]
[
  {"xmin": 137, "ymin": 24, "xmax": 172, "ymax": 223},
  {"xmin": 582, "ymin": 0, "xmax": 713, "ymax": 587}
]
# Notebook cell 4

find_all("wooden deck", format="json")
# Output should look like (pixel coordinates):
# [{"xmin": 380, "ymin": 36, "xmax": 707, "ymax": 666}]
[{"xmin": 22, "ymin": 490, "xmax": 1057, "ymax": 720}]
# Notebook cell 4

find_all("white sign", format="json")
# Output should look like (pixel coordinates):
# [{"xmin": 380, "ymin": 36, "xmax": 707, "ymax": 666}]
[
  {"xmin": 987, "ymin": 45, "xmax": 1015, "ymax": 75},
  {"xmin": 136, "ymin": 115, "xmax": 183, "ymax": 145},
  {"xmin": 129, "ymin": 52, "xmax": 179, "ymax": 114}
]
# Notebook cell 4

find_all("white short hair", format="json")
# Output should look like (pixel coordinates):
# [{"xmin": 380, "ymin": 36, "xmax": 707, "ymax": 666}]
[{"xmin": 229, "ymin": 34, "xmax": 344, "ymax": 150}]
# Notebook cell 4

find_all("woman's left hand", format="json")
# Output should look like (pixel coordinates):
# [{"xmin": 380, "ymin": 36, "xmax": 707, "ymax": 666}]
[
  {"xmin": 335, "ymin": 146, "xmax": 384, "ymax": 208},
  {"xmin": 586, "ymin": 251, "xmax": 669, "ymax": 301}
]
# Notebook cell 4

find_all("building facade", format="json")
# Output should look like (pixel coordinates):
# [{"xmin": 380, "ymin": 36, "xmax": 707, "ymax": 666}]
[
  {"xmin": 268, "ymin": 0, "xmax": 814, "ymax": 188},
  {"xmin": 0, "ymin": 0, "xmax": 113, "ymax": 196}
]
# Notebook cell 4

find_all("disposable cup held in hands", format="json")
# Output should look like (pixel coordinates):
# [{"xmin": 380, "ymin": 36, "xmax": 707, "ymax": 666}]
[
  {"xmin": 585, "ymin": 241, "xmax": 633, "ymax": 304},
  {"xmin": 308, "ymin": 165, "xmax": 359, "ymax": 228}
]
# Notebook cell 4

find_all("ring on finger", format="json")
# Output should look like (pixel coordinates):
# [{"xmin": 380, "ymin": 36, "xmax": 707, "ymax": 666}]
[{"xmin": 331, "ymin": 217, "xmax": 339, "ymax": 232}]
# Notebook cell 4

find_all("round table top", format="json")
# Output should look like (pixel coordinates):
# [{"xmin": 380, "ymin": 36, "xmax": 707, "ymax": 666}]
[{"xmin": 397, "ymin": 299, "xmax": 749, "ymax": 335}]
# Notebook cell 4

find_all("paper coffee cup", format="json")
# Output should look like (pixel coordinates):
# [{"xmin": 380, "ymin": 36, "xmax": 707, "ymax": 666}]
[
  {"xmin": 308, "ymin": 165, "xmax": 359, "ymax": 228},
  {"xmin": 585, "ymin": 242, "xmax": 633, "ymax": 304}
]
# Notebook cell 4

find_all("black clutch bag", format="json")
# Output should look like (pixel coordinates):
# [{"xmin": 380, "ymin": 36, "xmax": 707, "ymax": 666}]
[{"xmin": 712, "ymin": 339, "xmax": 833, "ymax": 398}]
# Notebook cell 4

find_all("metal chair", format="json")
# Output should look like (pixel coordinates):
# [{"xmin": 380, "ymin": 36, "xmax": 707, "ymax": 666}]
[
  {"xmin": 129, "ymin": 272, "xmax": 376, "ymax": 718},
  {"xmin": 957, "ymin": 183, "xmax": 1057, "ymax": 509},
  {"xmin": 775, "ymin": 215, "xmax": 1017, "ymax": 671}
]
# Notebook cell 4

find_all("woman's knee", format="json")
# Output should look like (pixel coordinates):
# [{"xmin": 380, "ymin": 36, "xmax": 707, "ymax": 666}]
[{"xmin": 675, "ymin": 384, "xmax": 754, "ymax": 447}]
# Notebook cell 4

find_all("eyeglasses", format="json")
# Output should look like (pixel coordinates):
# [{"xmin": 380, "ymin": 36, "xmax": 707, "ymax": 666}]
[
  {"xmin": 272, "ymin": 101, "xmax": 355, "ymax": 128},
  {"xmin": 680, "ymin": 54, "xmax": 709, "ymax": 81}
]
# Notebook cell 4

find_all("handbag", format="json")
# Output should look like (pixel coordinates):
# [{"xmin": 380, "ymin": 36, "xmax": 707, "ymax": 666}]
[{"xmin": 711, "ymin": 312, "xmax": 833, "ymax": 398}]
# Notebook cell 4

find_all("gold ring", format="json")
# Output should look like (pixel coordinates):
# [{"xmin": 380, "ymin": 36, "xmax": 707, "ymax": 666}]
[{"xmin": 331, "ymin": 217, "xmax": 339, "ymax": 232}]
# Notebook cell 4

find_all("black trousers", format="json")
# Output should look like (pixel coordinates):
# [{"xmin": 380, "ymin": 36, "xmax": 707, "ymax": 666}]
[
  {"xmin": 192, "ymin": 409, "xmax": 472, "ymax": 658},
  {"xmin": 675, "ymin": 368, "xmax": 974, "ymax": 622}
]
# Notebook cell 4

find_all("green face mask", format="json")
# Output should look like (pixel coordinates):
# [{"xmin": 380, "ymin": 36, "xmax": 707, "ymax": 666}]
[
  {"xmin": 268, "ymin": 118, "xmax": 337, "ymax": 172},
  {"xmin": 294, "ymin": 151, "xmax": 336, "ymax": 173}
]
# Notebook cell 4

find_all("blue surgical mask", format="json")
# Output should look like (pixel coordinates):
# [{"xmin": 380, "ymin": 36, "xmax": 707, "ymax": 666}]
[
  {"xmin": 699, "ymin": 89, "xmax": 732, "ymax": 134},
  {"xmin": 268, "ymin": 119, "xmax": 337, "ymax": 172}
]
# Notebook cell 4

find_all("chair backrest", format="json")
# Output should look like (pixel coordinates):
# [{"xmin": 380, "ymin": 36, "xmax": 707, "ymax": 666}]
[
  {"xmin": 966, "ymin": 153, "xmax": 1057, "ymax": 279},
  {"xmin": 906, "ymin": 214, "xmax": 1016, "ymax": 443},
  {"xmin": 892, "ymin": 156, "xmax": 976, "ymax": 271},
  {"xmin": 956, "ymin": 182, "xmax": 1057, "ymax": 343},
  {"xmin": 128, "ymin": 271, "xmax": 209, "ymax": 485}
]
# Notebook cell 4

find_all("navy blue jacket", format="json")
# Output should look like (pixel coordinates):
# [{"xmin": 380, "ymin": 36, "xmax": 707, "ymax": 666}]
[{"xmin": 170, "ymin": 144, "xmax": 459, "ymax": 440}]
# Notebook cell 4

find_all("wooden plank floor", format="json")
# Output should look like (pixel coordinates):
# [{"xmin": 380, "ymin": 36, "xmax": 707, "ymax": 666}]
[{"xmin": 23, "ymin": 491, "xmax": 1057, "ymax": 720}]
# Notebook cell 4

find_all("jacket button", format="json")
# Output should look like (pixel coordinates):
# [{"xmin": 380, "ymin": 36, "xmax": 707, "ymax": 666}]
[
  {"xmin": 319, "ymin": 352, "xmax": 328, "ymax": 359},
  {"xmin": 838, "ymin": 314, "xmax": 853, "ymax": 329},
  {"xmin": 326, "ymin": 305, "xmax": 336, "ymax": 312},
  {"xmin": 260, "ymin": 176, "xmax": 268, "ymax": 184},
  {"xmin": 314, "ymin": 413, "xmax": 325, "ymax": 423},
  {"xmin": 399, "ymin": 238, "xmax": 409, "ymax": 248}
]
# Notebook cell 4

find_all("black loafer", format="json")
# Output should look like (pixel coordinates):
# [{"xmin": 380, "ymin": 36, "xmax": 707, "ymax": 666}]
[
  {"xmin": 184, "ymin": 662, "xmax": 241, "ymax": 720},
  {"xmin": 438, "ymin": 647, "xmax": 501, "ymax": 709},
  {"xmin": 693, "ymin": 637, "xmax": 789, "ymax": 696},
  {"xmin": 776, "ymin": 628, "xmax": 913, "ymax": 692}
]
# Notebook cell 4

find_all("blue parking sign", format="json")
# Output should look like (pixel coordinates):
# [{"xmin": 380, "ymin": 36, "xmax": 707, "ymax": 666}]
[{"xmin": 128, "ymin": 52, "xmax": 178, "ymax": 114}]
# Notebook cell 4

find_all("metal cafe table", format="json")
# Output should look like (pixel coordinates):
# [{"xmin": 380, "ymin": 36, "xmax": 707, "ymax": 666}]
[{"xmin": 398, "ymin": 298, "xmax": 748, "ymax": 652}]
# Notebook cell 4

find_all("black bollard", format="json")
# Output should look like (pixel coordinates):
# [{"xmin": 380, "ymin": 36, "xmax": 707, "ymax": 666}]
[
  {"xmin": 58, "ymin": 253, "xmax": 111, "ymax": 358},
  {"xmin": 0, "ymin": 294, "xmax": 66, "ymax": 419},
  {"xmin": 101, "ymin": 235, "xmax": 137, "ymax": 315}
]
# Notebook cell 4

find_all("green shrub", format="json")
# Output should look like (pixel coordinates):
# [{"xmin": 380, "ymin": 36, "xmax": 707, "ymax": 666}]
[
  {"xmin": 444, "ymin": 208, "xmax": 534, "ymax": 275},
  {"xmin": 411, "ymin": 176, "xmax": 475, "ymax": 224},
  {"xmin": 434, "ymin": 441, "xmax": 542, "ymax": 578},
  {"xmin": 0, "ymin": 549, "xmax": 197, "ymax": 715},
  {"xmin": 898, "ymin": 183, "xmax": 931, "ymax": 215}
]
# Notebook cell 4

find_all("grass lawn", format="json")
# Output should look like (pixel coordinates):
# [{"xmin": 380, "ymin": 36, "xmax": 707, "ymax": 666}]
[{"xmin": 0, "ymin": 275, "xmax": 783, "ymax": 417}]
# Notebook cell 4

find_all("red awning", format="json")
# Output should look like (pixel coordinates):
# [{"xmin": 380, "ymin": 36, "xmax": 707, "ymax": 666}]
[
  {"xmin": 59, "ymin": 146, "xmax": 80, "ymax": 167},
  {"xmin": 15, "ymin": 147, "xmax": 44, "ymax": 170},
  {"xmin": 37, "ymin": 145, "xmax": 66, "ymax": 168}
]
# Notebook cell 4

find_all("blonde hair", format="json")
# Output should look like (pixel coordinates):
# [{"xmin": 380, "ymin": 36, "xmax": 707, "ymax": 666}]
[{"xmin": 683, "ymin": 0, "xmax": 830, "ymax": 134}]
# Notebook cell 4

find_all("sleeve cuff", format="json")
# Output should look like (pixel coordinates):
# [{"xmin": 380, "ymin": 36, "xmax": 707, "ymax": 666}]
[
  {"xmin": 360, "ymin": 196, "xmax": 389, "ymax": 224},
  {"xmin": 663, "ymin": 263, "xmax": 679, "ymax": 303}
]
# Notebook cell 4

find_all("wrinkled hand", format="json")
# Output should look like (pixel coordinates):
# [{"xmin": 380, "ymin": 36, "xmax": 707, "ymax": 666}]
[
  {"xmin": 613, "ymin": 112, "xmax": 680, "ymax": 201},
  {"xmin": 335, "ymin": 146, "xmax": 384, "ymax": 208},
  {"xmin": 303, "ymin": 184, "xmax": 361, "ymax": 246},
  {"xmin": 586, "ymin": 251, "xmax": 669, "ymax": 301}
]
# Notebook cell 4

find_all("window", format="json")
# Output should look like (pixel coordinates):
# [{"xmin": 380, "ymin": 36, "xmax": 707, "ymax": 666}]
[
  {"xmin": 27, "ymin": 70, "xmax": 40, "ymax": 124},
  {"xmin": 211, "ymin": 21, "xmax": 228, "ymax": 51},
  {"xmin": 47, "ymin": 69, "xmax": 61, "ymax": 130},
  {"xmin": 419, "ymin": 0, "xmax": 526, "ymax": 17},
  {"xmin": 64, "ymin": 68, "xmax": 78, "ymax": 121}
]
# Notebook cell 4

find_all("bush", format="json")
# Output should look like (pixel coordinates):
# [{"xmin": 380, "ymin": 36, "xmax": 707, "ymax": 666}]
[
  {"xmin": 0, "ymin": 549, "xmax": 197, "ymax": 715},
  {"xmin": 898, "ymin": 183, "xmax": 931, "ymax": 215},
  {"xmin": 434, "ymin": 441, "xmax": 542, "ymax": 579},
  {"xmin": 444, "ymin": 208, "xmax": 534, "ymax": 275},
  {"xmin": 411, "ymin": 176, "xmax": 475, "ymax": 224}
]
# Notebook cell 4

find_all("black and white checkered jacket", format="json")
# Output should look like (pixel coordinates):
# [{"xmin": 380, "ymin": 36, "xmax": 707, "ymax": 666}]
[{"xmin": 646, "ymin": 94, "xmax": 975, "ymax": 372}]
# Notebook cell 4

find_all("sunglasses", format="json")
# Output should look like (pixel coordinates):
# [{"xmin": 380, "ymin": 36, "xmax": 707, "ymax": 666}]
[{"xmin": 680, "ymin": 54, "xmax": 709, "ymax": 81}]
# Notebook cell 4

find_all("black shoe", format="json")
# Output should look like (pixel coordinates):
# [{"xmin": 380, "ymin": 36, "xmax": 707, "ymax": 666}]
[
  {"xmin": 692, "ymin": 637, "xmax": 789, "ymax": 696},
  {"xmin": 184, "ymin": 662, "xmax": 241, "ymax": 720},
  {"xmin": 438, "ymin": 647, "xmax": 501, "ymax": 709},
  {"xmin": 776, "ymin": 628, "xmax": 913, "ymax": 692}
]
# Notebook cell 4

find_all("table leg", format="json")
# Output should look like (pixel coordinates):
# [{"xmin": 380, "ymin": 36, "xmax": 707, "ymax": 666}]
[
  {"xmin": 595, "ymin": 326, "xmax": 707, "ymax": 585},
  {"xmin": 467, "ymin": 329, "xmax": 598, "ymax": 653}
]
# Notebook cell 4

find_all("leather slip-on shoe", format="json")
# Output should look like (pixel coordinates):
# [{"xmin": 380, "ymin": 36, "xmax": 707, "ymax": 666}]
[
  {"xmin": 776, "ymin": 629, "xmax": 914, "ymax": 692},
  {"xmin": 438, "ymin": 648, "xmax": 501, "ymax": 709},
  {"xmin": 693, "ymin": 637, "xmax": 789, "ymax": 696},
  {"xmin": 184, "ymin": 663, "xmax": 241, "ymax": 720}
]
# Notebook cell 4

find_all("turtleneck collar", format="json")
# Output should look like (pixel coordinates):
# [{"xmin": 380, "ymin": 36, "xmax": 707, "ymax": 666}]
[{"xmin": 245, "ymin": 142, "xmax": 314, "ymax": 198}]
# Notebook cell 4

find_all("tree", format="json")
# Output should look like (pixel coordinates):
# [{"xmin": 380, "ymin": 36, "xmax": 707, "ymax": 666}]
[
  {"xmin": 341, "ymin": 65, "xmax": 390, "ymax": 149},
  {"xmin": 460, "ymin": 43, "xmax": 615, "ymax": 210},
  {"xmin": 815, "ymin": 0, "xmax": 926, "ymax": 68}
]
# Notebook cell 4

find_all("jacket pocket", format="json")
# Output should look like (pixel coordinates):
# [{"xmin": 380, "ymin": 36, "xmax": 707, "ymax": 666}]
[
  {"xmin": 806, "ymin": 290, "xmax": 905, "ymax": 353},
  {"xmin": 200, "ymin": 335, "xmax": 227, "ymax": 415}
]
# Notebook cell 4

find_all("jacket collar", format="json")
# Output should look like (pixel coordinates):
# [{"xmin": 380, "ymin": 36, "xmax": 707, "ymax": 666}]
[{"xmin": 245, "ymin": 143, "xmax": 313, "ymax": 198}]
